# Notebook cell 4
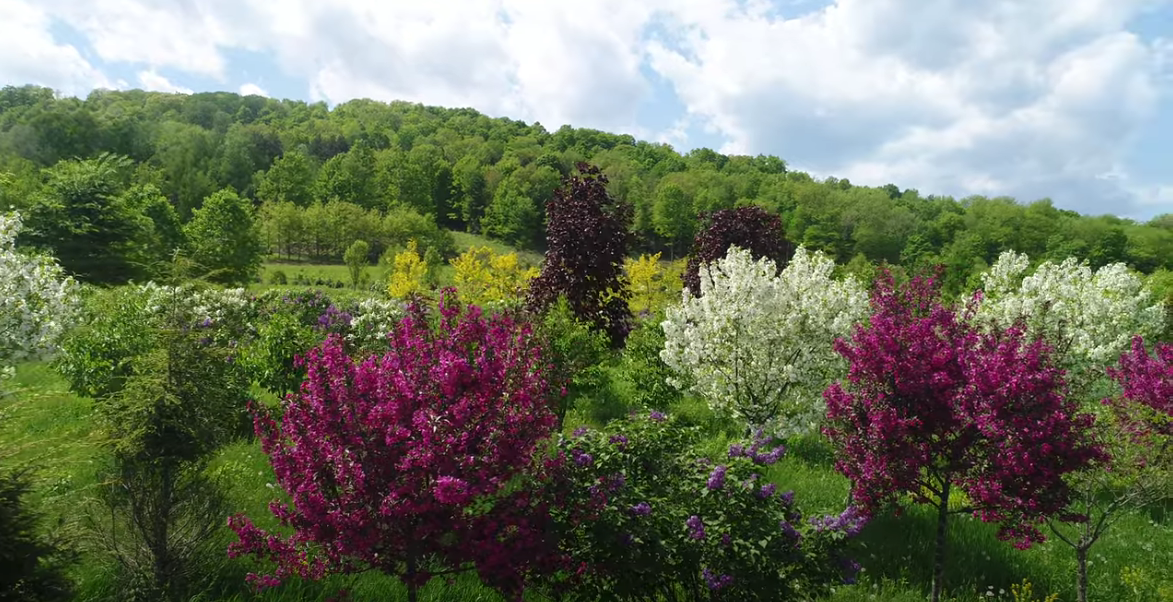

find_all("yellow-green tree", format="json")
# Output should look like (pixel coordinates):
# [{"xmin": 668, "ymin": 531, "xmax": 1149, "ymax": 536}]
[
  {"xmin": 624, "ymin": 253, "xmax": 684, "ymax": 314},
  {"xmin": 388, "ymin": 239, "xmax": 428, "ymax": 299},
  {"xmin": 450, "ymin": 246, "xmax": 539, "ymax": 306}
]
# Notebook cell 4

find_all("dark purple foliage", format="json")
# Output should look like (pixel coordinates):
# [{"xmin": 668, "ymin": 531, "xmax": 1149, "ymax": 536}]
[
  {"xmin": 527, "ymin": 163, "xmax": 634, "ymax": 347},
  {"xmin": 683, "ymin": 206, "xmax": 795, "ymax": 297}
]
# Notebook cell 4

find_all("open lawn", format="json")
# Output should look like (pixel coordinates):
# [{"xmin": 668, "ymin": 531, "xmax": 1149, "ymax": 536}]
[{"xmin": 2, "ymin": 358, "xmax": 1170, "ymax": 602}]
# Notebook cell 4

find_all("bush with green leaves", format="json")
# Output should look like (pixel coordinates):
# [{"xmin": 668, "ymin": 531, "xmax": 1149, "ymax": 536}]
[
  {"xmin": 532, "ymin": 296, "xmax": 616, "ymax": 427},
  {"xmin": 239, "ymin": 310, "xmax": 321, "ymax": 399},
  {"xmin": 617, "ymin": 312, "xmax": 682, "ymax": 412},
  {"xmin": 55, "ymin": 283, "xmax": 255, "ymax": 399},
  {"xmin": 539, "ymin": 411, "xmax": 863, "ymax": 601},
  {"xmin": 83, "ymin": 324, "xmax": 249, "ymax": 602},
  {"xmin": 0, "ymin": 470, "xmax": 76, "ymax": 602}
]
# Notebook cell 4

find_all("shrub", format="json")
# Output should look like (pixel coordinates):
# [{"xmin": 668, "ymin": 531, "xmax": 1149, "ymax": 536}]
[
  {"xmin": 537, "ymin": 412, "xmax": 863, "ymax": 601},
  {"xmin": 683, "ymin": 206, "xmax": 793, "ymax": 298},
  {"xmin": 268, "ymin": 269, "xmax": 287, "ymax": 285}
]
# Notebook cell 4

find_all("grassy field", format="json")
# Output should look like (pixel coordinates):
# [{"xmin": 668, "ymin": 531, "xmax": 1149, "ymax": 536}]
[
  {"xmin": 256, "ymin": 230, "xmax": 545, "ymax": 294},
  {"xmin": 2, "ymin": 357, "xmax": 1170, "ymax": 602}
]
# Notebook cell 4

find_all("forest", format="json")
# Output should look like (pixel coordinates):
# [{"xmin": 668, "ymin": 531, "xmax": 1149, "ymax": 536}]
[
  {"xmin": 1, "ymin": 83, "xmax": 1172, "ymax": 295},
  {"xmin": 1, "ymin": 83, "xmax": 1171, "ymax": 602}
]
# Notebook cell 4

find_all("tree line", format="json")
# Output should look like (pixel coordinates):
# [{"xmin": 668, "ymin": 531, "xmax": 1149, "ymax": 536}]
[{"xmin": 1, "ymin": 84, "xmax": 1172, "ymax": 293}]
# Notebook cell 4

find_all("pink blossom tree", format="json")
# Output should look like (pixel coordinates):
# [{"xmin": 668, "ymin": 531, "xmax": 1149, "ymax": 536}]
[
  {"xmin": 822, "ymin": 270, "xmax": 1105, "ymax": 602},
  {"xmin": 227, "ymin": 291, "xmax": 564, "ymax": 602}
]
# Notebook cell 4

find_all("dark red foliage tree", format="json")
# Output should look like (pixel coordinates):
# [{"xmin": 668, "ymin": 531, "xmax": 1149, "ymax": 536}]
[
  {"xmin": 822, "ymin": 270, "xmax": 1105, "ymax": 602},
  {"xmin": 683, "ymin": 205, "xmax": 794, "ymax": 297},
  {"xmin": 527, "ymin": 163, "xmax": 633, "ymax": 347},
  {"xmin": 227, "ymin": 292, "xmax": 565, "ymax": 602}
]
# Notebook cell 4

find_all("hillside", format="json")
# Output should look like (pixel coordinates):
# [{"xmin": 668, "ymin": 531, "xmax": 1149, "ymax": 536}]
[{"xmin": 1, "ymin": 84, "xmax": 1172, "ymax": 295}]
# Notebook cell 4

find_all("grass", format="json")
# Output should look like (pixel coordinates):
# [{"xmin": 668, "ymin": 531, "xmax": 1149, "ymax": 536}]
[{"xmin": 3, "ymin": 359, "xmax": 1170, "ymax": 602}]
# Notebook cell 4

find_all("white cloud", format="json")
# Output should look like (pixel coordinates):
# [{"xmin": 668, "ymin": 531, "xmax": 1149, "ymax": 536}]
[
  {"xmin": 0, "ymin": 0, "xmax": 111, "ymax": 96},
  {"xmin": 3, "ymin": 0, "xmax": 1173, "ymax": 216},
  {"xmin": 136, "ymin": 70, "xmax": 192, "ymax": 94},
  {"xmin": 645, "ymin": 0, "xmax": 1171, "ymax": 215},
  {"xmin": 239, "ymin": 82, "xmax": 268, "ymax": 97}
]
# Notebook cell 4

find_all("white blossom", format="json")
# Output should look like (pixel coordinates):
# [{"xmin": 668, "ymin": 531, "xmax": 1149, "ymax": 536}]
[
  {"xmin": 346, "ymin": 298, "xmax": 407, "ymax": 350},
  {"xmin": 0, "ymin": 212, "xmax": 80, "ymax": 380},
  {"xmin": 971, "ymin": 250, "xmax": 1165, "ymax": 401},
  {"xmin": 660, "ymin": 246, "xmax": 869, "ymax": 436}
]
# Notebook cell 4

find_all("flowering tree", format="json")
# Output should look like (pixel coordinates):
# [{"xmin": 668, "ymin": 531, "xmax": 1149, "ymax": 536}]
[
  {"xmin": 227, "ymin": 292, "xmax": 562, "ymax": 602},
  {"xmin": 972, "ymin": 252, "xmax": 1168, "ymax": 602},
  {"xmin": 1048, "ymin": 337, "xmax": 1172, "ymax": 602},
  {"xmin": 972, "ymin": 251, "xmax": 1164, "ymax": 394},
  {"xmin": 682, "ymin": 205, "xmax": 793, "ymax": 298},
  {"xmin": 823, "ymin": 270, "xmax": 1105, "ymax": 602},
  {"xmin": 527, "ymin": 163, "xmax": 633, "ymax": 347},
  {"xmin": 0, "ymin": 211, "xmax": 78, "ymax": 384},
  {"xmin": 661, "ymin": 246, "xmax": 868, "ymax": 436}
]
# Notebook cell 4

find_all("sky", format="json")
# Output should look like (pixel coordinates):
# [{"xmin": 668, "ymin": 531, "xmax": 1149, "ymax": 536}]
[{"xmin": 2, "ymin": 0, "xmax": 1172, "ymax": 220}]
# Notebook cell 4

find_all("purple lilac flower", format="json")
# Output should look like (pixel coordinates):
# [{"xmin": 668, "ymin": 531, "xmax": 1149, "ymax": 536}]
[
  {"xmin": 572, "ymin": 449, "xmax": 594, "ymax": 467},
  {"xmin": 649, "ymin": 411, "xmax": 667, "ymax": 422},
  {"xmin": 720, "ymin": 533, "xmax": 732, "ymax": 547},
  {"xmin": 572, "ymin": 426, "xmax": 590, "ymax": 437},
  {"xmin": 608, "ymin": 473, "xmax": 626, "ymax": 492},
  {"xmin": 809, "ymin": 505, "xmax": 868, "ymax": 537},
  {"xmin": 608, "ymin": 434, "xmax": 628, "ymax": 447},
  {"xmin": 702, "ymin": 568, "xmax": 734, "ymax": 591},
  {"xmin": 837, "ymin": 556, "xmax": 862, "ymax": 585},
  {"xmin": 780, "ymin": 521, "xmax": 801, "ymax": 541},
  {"xmin": 707, "ymin": 465, "xmax": 728, "ymax": 490},
  {"xmin": 200, "ymin": 318, "xmax": 213, "ymax": 328},
  {"xmin": 758, "ymin": 483, "xmax": 777, "ymax": 499},
  {"xmin": 686, "ymin": 515, "xmax": 706, "ymax": 540},
  {"xmin": 778, "ymin": 490, "xmax": 795, "ymax": 506},
  {"xmin": 630, "ymin": 502, "xmax": 652, "ymax": 516},
  {"xmin": 728, "ymin": 443, "xmax": 745, "ymax": 458}
]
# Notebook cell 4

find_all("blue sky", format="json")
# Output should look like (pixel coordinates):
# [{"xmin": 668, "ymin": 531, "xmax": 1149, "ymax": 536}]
[{"xmin": 2, "ymin": 0, "xmax": 1171, "ymax": 220}]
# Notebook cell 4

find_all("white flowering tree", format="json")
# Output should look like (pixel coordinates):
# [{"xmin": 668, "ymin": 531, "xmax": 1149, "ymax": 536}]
[
  {"xmin": 972, "ymin": 251, "xmax": 1170, "ymax": 602},
  {"xmin": 0, "ymin": 211, "xmax": 79, "ymax": 384},
  {"xmin": 660, "ymin": 246, "xmax": 869, "ymax": 436},
  {"xmin": 971, "ymin": 250, "xmax": 1165, "ymax": 399}
]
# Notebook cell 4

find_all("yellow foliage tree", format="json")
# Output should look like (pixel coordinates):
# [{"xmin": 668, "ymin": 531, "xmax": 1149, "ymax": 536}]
[
  {"xmin": 624, "ymin": 253, "xmax": 685, "ymax": 314},
  {"xmin": 388, "ymin": 239, "xmax": 428, "ymax": 299},
  {"xmin": 450, "ymin": 246, "xmax": 540, "ymax": 306}
]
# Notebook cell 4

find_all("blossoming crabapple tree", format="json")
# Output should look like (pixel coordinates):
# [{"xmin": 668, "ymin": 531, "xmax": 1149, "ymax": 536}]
[
  {"xmin": 660, "ymin": 245, "xmax": 868, "ymax": 436},
  {"xmin": 970, "ymin": 251, "xmax": 1168, "ymax": 602},
  {"xmin": 823, "ymin": 270, "xmax": 1105, "ymax": 602},
  {"xmin": 971, "ymin": 250, "xmax": 1165, "ymax": 396},
  {"xmin": 0, "ymin": 211, "xmax": 78, "ymax": 385},
  {"xmin": 227, "ymin": 291, "xmax": 563, "ymax": 602}
]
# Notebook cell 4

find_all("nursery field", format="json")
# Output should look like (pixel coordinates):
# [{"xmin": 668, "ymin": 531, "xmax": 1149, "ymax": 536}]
[
  {"xmin": 3, "ymin": 163, "xmax": 1171, "ymax": 602},
  {"xmin": 2, "ymin": 351, "xmax": 1171, "ymax": 602}
]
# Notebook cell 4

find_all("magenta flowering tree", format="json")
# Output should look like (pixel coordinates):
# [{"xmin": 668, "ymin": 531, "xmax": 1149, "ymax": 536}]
[
  {"xmin": 822, "ymin": 270, "xmax": 1105, "ymax": 602},
  {"xmin": 227, "ymin": 291, "xmax": 563, "ymax": 602}
]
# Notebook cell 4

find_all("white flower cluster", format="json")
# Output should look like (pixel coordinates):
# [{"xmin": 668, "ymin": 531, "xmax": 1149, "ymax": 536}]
[
  {"xmin": 346, "ymin": 298, "xmax": 407, "ymax": 350},
  {"xmin": 0, "ymin": 212, "xmax": 79, "ymax": 380},
  {"xmin": 137, "ymin": 282, "xmax": 254, "ymax": 329},
  {"xmin": 972, "ymin": 250, "xmax": 1166, "ymax": 398},
  {"xmin": 660, "ymin": 246, "xmax": 869, "ymax": 436}
]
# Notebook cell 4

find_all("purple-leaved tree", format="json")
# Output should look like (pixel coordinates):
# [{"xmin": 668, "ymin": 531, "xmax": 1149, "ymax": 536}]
[
  {"xmin": 822, "ymin": 269, "xmax": 1106, "ymax": 602},
  {"xmin": 527, "ymin": 163, "xmax": 634, "ymax": 347},
  {"xmin": 227, "ymin": 291, "xmax": 564, "ymax": 602},
  {"xmin": 682, "ymin": 205, "xmax": 794, "ymax": 298}
]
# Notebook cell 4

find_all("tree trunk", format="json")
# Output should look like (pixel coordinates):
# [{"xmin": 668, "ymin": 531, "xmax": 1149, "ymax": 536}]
[
  {"xmin": 931, "ymin": 481, "xmax": 950, "ymax": 602},
  {"xmin": 407, "ymin": 553, "xmax": 419, "ymax": 602},
  {"xmin": 1076, "ymin": 546, "xmax": 1089, "ymax": 602}
]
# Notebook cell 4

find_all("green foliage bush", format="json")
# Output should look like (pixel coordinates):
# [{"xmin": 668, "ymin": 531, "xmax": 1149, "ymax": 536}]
[{"xmin": 541, "ymin": 412, "xmax": 862, "ymax": 601}]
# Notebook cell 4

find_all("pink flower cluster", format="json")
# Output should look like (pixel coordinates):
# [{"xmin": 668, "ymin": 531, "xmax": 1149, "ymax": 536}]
[
  {"xmin": 227, "ymin": 291, "xmax": 561, "ymax": 600},
  {"xmin": 823, "ymin": 270, "xmax": 1106, "ymax": 548}
]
